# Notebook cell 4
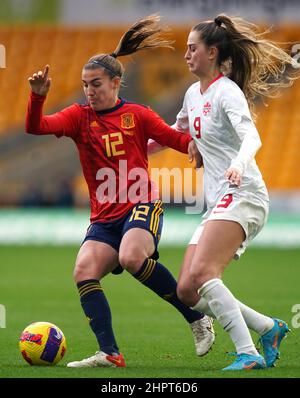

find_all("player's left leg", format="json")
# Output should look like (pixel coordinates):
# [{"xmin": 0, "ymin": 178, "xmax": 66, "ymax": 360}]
[
  {"xmin": 177, "ymin": 244, "xmax": 215, "ymax": 356},
  {"xmin": 67, "ymin": 240, "xmax": 125, "ymax": 368},
  {"xmin": 177, "ymin": 211, "xmax": 287, "ymax": 366},
  {"xmin": 179, "ymin": 249, "xmax": 282, "ymax": 365},
  {"xmin": 178, "ymin": 249, "xmax": 282, "ymax": 360},
  {"xmin": 189, "ymin": 220, "xmax": 266, "ymax": 370},
  {"xmin": 119, "ymin": 227, "xmax": 204, "ymax": 323},
  {"xmin": 194, "ymin": 296, "xmax": 289, "ymax": 367},
  {"xmin": 118, "ymin": 202, "xmax": 214, "ymax": 356},
  {"xmin": 233, "ymin": 302, "xmax": 289, "ymax": 367},
  {"xmin": 119, "ymin": 224, "xmax": 203, "ymax": 323}
]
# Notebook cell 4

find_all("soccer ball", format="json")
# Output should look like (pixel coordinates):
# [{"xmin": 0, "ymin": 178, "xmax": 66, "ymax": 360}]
[{"xmin": 19, "ymin": 321, "xmax": 67, "ymax": 366}]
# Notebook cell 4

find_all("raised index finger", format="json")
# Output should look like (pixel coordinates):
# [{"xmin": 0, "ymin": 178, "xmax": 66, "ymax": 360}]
[{"xmin": 42, "ymin": 65, "xmax": 50, "ymax": 79}]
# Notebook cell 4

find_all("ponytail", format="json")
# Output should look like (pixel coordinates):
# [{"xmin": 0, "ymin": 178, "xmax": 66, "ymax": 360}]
[
  {"xmin": 192, "ymin": 14, "xmax": 299, "ymax": 118},
  {"xmin": 84, "ymin": 14, "xmax": 173, "ymax": 80},
  {"xmin": 112, "ymin": 14, "xmax": 173, "ymax": 58}
]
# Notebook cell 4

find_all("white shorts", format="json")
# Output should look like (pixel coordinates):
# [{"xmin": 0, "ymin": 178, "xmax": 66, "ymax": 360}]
[{"xmin": 188, "ymin": 191, "xmax": 269, "ymax": 259}]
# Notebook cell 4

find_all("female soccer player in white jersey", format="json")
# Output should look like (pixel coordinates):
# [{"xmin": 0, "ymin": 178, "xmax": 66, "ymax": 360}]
[{"xmin": 173, "ymin": 15, "xmax": 298, "ymax": 371}]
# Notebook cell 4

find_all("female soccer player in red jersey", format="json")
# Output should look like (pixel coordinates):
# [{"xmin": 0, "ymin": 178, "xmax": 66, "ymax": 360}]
[
  {"xmin": 169, "ymin": 15, "xmax": 297, "ymax": 371},
  {"xmin": 26, "ymin": 15, "xmax": 215, "ymax": 368}
]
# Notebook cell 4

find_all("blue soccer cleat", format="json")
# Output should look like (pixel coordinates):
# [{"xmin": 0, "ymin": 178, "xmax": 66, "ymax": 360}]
[
  {"xmin": 258, "ymin": 318, "xmax": 290, "ymax": 367},
  {"xmin": 222, "ymin": 353, "xmax": 266, "ymax": 371}
]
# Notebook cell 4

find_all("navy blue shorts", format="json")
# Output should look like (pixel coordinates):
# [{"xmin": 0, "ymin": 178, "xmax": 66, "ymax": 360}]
[{"xmin": 83, "ymin": 200, "xmax": 163, "ymax": 274}]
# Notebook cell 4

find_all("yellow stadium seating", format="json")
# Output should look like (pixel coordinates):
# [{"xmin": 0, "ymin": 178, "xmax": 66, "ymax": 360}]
[{"xmin": 0, "ymin": 25, "xmax": 127, "ymax": 133}]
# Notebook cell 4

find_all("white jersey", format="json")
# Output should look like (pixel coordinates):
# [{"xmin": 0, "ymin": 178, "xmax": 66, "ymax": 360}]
[{"xmin": 175, "ymin": 74, "xmax": 269, "ymax": 211}]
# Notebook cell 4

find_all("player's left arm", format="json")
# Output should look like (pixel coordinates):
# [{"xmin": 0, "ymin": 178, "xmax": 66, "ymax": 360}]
[
  {"xmin": 222, "ymin": 90, "xmax": 262, "ymax": 187},
  {"xmin": 147, "ymin": 94, "xmax": 190, "ymax": 156},
  {"xmin": 144, "ymin": 107, "xmax": 192, "ymax": 151},
  {"xmin": 144, "ymin": 107, "xmax": 202, "ymax": 168},
  {"xmin": 26, "ymin": 65, "xmax": 80, "ymax": 138},
  {"xmin": 26, "ymin": 92, "xmax": 80, "ymax": 138},
  {"xmin": 147, "ymin": 138, "xmax": 166, "ymax": 155}
]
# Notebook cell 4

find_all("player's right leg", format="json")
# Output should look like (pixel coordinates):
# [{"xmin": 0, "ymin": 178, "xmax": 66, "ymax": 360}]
[
  {"xmin": 67, "ymin": 239, "xmax": 125, "ymax": 368},
  {"xmin": 181, "ymin": 234, "xmax": 288, "ymax": 367},
  {"xmin": 188, "ymin": 220, "xmax": 266, "ymax": 370},
  {"xmin": 177, "ymin": 244, "xmax": 215, "ymax": 356},
  {"xmin": 194, "ymin": 296, "xmax": 289, "ymax": 367}
]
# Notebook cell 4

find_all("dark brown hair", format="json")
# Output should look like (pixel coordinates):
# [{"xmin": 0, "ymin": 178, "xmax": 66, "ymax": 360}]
[
  {"xmin": 84, "ymin": 14, "xmax": 173, "ymax": 80},
  {"xmin": 192, "ymin": 14, "xmax": 299, "ymax": 118}
]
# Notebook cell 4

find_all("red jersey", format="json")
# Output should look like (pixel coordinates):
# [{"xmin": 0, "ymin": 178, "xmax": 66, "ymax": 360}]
[{"xmin": 26, "ymin": 92, "xmax": 191, "ymax": 222}]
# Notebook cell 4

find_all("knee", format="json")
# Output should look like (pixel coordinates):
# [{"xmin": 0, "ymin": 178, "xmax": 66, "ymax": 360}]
[
  {"xmin": 176, "ymin": 279, "xmax": 195, "ymax": 307},
  {"xmin": 73, "ymin": 257, "xmax": 92, "ymax": 284},
  {"xmin": 119, "ymin": 250, "xmax": 146, "ymax": 274},
  {"xmin": 176, "ymin": 280, "xmax": 186, "ymax": 302},
  {"xmin": 189, "ymin": 259, "xmax": 217, "ymax": 290},
  {"xmin": 177, "ymin": 279, "xmax": 199, "ymax": 307}
]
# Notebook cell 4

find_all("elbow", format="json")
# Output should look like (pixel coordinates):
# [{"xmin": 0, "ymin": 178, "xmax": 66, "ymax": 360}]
[
  {"xmin": 248, "ymin": 127, "xmax": 262, "ymax": 154},
  {"xmin": 25, "ymin": 127, "xmax": 35, "ymax": 135},
  {"xmin": 25, "ymin": 116, "xmax": 33, "ymax": 134},
  {"xmin": 25, "ymin": 126, "xmax": 33, "ymax": 134},
  {"xmin": 25, "ymin": 122, "xmax": 38, "ymax": 135},
  {"xmin": 256, "ymin": 136, "xmax": 262, "ymax": 152},
  {"xmin": 252, "ymin": 125, "xmax": 262, "ymax": 151},
  {"xmin": 25, "ymin": 111, "xmax": 40, "ymax": 134}
]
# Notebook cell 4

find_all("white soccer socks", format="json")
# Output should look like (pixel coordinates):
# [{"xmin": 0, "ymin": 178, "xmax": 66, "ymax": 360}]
[
  {"xmin": 236, "ymin": 300, "xmax": 274, "ymax": 336},
  {"xmin": 192, "ymin": 296, "xmax": 215, "ymax": 318},
  {"xmin": 193, "ymin": 278, "xmax": 258, "ymax": 356}
]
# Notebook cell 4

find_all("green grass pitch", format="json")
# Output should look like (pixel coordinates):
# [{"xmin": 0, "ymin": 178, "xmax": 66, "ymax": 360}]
[{"xmin": 0, "ymin": 245, "xmax": 299, "ymax": 378}]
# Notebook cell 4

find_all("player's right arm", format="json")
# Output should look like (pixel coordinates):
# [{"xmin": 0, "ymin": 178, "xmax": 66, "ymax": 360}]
[
  {"xmin": 147, "ymin": 93, "xmax": 190, "ymax": 155},
  {"xmin": 26, "ymin": 65, "xmax": 80, "ymax": 138}
]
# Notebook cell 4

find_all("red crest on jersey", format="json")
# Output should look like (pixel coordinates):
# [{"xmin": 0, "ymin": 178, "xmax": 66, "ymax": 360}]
[
  {"xmin": 121, "ymin": 113, "xmax": 135, "ymax": 129},
  {"xmin": 203, "ymin": 102, "xmax": 211, "ymax": 116},
  {"xmin": 90, "ymin": 120, "xmax": 99, "ymax": 127}
]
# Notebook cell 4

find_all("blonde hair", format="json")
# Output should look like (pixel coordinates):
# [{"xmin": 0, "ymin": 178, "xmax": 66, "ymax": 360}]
[{"xmin": 193, "ymin": 14, "xmax": 299, "ymax": 118}]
